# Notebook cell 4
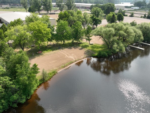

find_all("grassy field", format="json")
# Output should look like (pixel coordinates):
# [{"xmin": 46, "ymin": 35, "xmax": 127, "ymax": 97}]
[
  {"xmin": 0, "ymin": 7, "xmax": 26, "ymax": 12},
  {"xmin": 0, "ymin": 7, "xmax": 59, "ymax": 12}
]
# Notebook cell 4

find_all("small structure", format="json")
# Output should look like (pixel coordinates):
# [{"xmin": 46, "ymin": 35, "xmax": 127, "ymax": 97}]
[
  {"xmin": 0, "ymin": 12, "xmax": 56, "ymax": 26},
  {"xmin": 1, "ymin": 5, "xmax": 10, "ymax": 8}
]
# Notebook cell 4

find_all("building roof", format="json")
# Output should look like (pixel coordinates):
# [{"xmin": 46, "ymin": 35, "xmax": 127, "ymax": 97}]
[
  {"xmin": 0, "ymin": 12, "xmax": 31, "ymax": 23},
  {"xmin": 0, "ymin": 12, "xmax": 54, "ymax": 24}
]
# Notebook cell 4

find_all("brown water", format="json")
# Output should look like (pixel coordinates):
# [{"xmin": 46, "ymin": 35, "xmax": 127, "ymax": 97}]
[{"xmin": 6, "ymin": 46, "xmax": 150, "ymax": 113}]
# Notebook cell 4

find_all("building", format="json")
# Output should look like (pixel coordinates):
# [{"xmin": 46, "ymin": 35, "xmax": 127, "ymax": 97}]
[{"xmin": 0, "ymin": 12, "xmax": 56, "ymax": 26}]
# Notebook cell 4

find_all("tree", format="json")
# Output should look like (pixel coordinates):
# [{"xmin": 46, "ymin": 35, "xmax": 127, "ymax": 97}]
[
  {"xmin": 106, "ymin": 12, "xmax": 117, "ymax": 23},
  {"xmin": 117, "ymin": 13, "xmax": 124, "ymax": 22},
  {"xmin": 91, "ymin": 7, "xmax": 103, "ymax": 27},
  {"xmin": 56, "ymin": 20, "xmax": 71, "ymax": 44},
  {"xmin": 20, "ymin": 0, "xmax": 28, "ymax": 12},
  {"xmin": 82, "ymin": 12, "xmax": 91, "ymax": 29},
  {"xmin": 72, "ymin": 21, "xmax": 83, "ymax": 43},
  {"xmin": 28, "ymin": 21, "xmax": 51, "ymax": 49},
  {"xmin": 147, "ymin": 10, "xmax": 150, "ymax": 19},
  {"xmin": 0, "ymin": 48, "xmax": 39, "ymax": 113},
  {"xmin": 130, "ymin": 12, "xmax": 134, "ymax": 17},
  {"xmin": 5, "ymin": 25, "xmax": 31, "ymax": 51},
  {"xmin": 0, "ymin": 30, "xmax": 4, "ymax": 41},
  {"xmin": 137, "ymin": 23, "xmax": 150, "ymax": 42},
  {"xmin": 104, "ymin": 3, "xmax": 115, "ymax": 15},
  {"xmin": 0, "ymin": 41, "xmax": 8, "ymax": 56},
  {"xmin": 92, "ymin": 23, "xmax": 143, "ymax": 53},
  {"xmin": 33, "ymin": 0, "xmax": 42, "ymax": 13},
  {"xmin": 134, "ymin": 1, "xmax": 146, "ymax": 7},
  {"xmin": 57, "ymin": 10, "xmax": 83, "ymax": 27},
  {"xmin": 118, "ymin": 9, "xmax": 125, "ymax": 16},
  {"xmin": 85, "ymin": 26, "xmax": 92, "ymax": 44},
  {"xmin": 25, "ymin": 13, "xmax": 40, "ymax": 25},
  {"xmin": 8, "ymin": 18, "xmax": 23, "ymax": 28},
  {"xmin": 0, "ymin": 24, "xmax": 7, "ymax": 33},
  {"xmin": 43, "ymin": 0, "xmax": 52, "ymax": 14},
  {"xmin": 56, "ymin": 0, "xmax": 65, "ymax": 11},
  {"xmin": 65, "ymin": 0, "xmax": 75, "ymax": 10}
]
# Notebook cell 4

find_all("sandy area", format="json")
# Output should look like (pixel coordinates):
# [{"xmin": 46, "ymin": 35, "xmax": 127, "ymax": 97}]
[
  {"xmin": 83, "ymin": 36, "xmax": 104, "ymax": 45},
  {"xmin": 30, "ymin": 47, "xmax": 86, "ymax": 75}
]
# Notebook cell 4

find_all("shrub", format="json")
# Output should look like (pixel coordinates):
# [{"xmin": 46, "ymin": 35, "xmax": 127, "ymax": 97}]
[
  {"xmin": 130, "ymin": 21, "xmax": 137, "ymax": 26},
  {"xmin": 130, "ymin": 12, "xmax": 134, "ymax": 17},
  {"xmin": 97, "ymin": 50, "xmax": 112, "ymax": 58}
]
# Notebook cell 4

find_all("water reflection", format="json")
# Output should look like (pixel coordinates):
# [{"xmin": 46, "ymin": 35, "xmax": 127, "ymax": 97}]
[
  {"xmin": 89, "ymin": 46, "xmax": 150, "ymax": 75},
  {"xmin": 119, "ymin": 79, "xmax": 150, "ymax": 113}
]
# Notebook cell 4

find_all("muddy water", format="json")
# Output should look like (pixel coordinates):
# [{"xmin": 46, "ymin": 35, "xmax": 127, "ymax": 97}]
[{"xmin": 7, "ymin": 46, "xmax": 150, "ymax": 113}]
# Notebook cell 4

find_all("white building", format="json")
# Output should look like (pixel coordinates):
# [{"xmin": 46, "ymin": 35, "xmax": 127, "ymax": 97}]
[{"xmin": 0, "ymin": 12, "xmax": 56, "ymax": 26}]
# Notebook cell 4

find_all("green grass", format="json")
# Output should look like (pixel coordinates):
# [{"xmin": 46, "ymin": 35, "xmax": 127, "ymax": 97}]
[
  {"xmin": 61, "ymin": 61, "xmax": 74, "ymax": 68},
  {"xmin": 38, "ymin": 70, "xmax": 57, "ymax": 85},
  {"xmin": 0, "ymin": 7, "xmax": 26, "ymax": 12},
  {"xmin": 0, "ymin": 7, "xmax": 59, "ymax": 12},
  {"xmin": 79, "ymin": 42, "xmax": 108, "ymax": 56}
]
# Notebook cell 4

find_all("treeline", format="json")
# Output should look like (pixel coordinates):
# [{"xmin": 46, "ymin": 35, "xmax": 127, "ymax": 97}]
[
  {"xmin": 0, "ymin": 47, "xmax": 39, "ymax": 112},
  {"xmin": 0, "ymin": 0, "xmax": 116, "ymax": 4}
]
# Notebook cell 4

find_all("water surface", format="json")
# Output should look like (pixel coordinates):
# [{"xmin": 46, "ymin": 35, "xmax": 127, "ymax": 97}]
[{"xmin": 6, "ymin": 46, "xmax": 150, "ymax": 113}]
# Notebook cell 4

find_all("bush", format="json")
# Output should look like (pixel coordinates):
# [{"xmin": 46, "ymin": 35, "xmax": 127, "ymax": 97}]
[
  {"xmin": 130, "ymin": 21, "xmax": 137, "ymax": 26},
  {"xmin": 97, "ymin": 50, "xmax": 112, "ymax": 58},
  {"xmin": 130, "ymin": 12, "xmax": 134, "ymax": 17},
  {"xmin": 2, "ymin": 7, "xmax": 9, "ymax": 9},
  {"xmin": 117, "ymin": 13, "xmax": 124, "ymax": 22},
  {"xmin": 144, "ymin": 14, "xmax": 147, "ymax": 18}
]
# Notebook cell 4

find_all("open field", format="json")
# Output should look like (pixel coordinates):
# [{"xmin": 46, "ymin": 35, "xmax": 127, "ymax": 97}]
[
  {"xmin": 0, "ymin": 7, "xmax": 26, "ymax": 12},
  {"xmin": 0, "ymin": 7, "xmax": 59, "ymax": 12}
]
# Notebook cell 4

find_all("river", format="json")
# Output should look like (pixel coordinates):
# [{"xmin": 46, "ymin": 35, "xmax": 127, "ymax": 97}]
[{"xmin": 6, "ymin": 46, "xmax": 150, "ymax": 113}]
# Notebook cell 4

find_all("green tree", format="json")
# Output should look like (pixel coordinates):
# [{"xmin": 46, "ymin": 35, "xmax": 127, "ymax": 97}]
[
  {"xmin": 130, "ymin": 12, "xmax": 134, "ymax": 17},
  {"xmin": 5, "ymin": 25, "xmax": 31, "ymax": 51},
  {"xmin": 117, "ymin": 13, "xmax": 124, "ymax": 22},
  {"xmin": 65, "ymin": 0, "xmax": 75, "ymax": 10},
  {"xmin": 43, "ymin": 0, "xmax": 52, "ymax": 14},
  {"xmin": 118, "ymin": 9, "xmax": 125, "ymax": 16},
  {"xmin": 25, "ymin": 13, "xmax": 40, "ymax": 25},
  {"xmin": 72, "ymin": 21, "xmax": 83, "ymax": 43},
  {"xmin": 20, "ymin": 0, "xmax": 28, "ymax": 12},
  {"xmin": 56, "ymin": 20, "xmax": 71, "ymax": 44},
  {"xmin": 85, "ymin": 26, "xmax": 92, "ymax": 44},
  {"xmin": 91, "ymin": 7, "xmax": 103, "ymax": 27},
  {"xmin": 147, "ymin": 10, "xmax": 150, "ymax": 19},
  {"xmin": 106, "ymin": 12, "xmax": 117, "ymax": 23},
  {"xmin": 137, "ymin": 23, "xmax": 150, "ymax": 42},
  {"xmin": 33, "ymin": 0, "xmax": 42, "ymax": 13},
  {"xmin": 0, "ymin": 30, "xmax": 4, "ymax": 41},
  {"xmin": 28, "ymin": 21, "xmax": 51, "ymax": 49},
  {"xmin": 8, "ymin": 18, "xmax": 23, "ymax": 28},
  {"xmin": 82, "ymin": 12, "xmax": 91, "ymax": 29},
  {"xmin": 92, "ymin": 23, "xmax": 143, "ymax": 53},
  {"xmin": 57, "ymin": 10, "xmax": 83, "ymax": 27},
  {"xmin": 0, "ymin": 23, "xmax": 7, "ymax": 33},
  {"xmin": 0, "ymin": 41, "xmax": 8, "ymax": 56},
  {"xmin": 56, "ymin": 0, "xmax": 66, "ymax": 11},
  {"xmin": 104, "ymin": 3, "xmax": 115, "ymax": 15}
]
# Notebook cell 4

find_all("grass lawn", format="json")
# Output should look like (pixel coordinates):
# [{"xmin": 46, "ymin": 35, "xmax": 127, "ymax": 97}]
[
  {"xmin": 0, "ymin": 7, "xmax": 59, "ymax": 12},
  {"xmin": 79, "ymin": 42, "xmax": 108, "ymax": 56},
  {"xmin": 0, "ymin": 7, "xmax": 26, "ymax": 12}
]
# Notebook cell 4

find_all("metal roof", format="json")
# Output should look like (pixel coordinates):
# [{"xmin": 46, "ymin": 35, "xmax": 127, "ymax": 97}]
[
  {"xmin": 0, "ymin": 12, "xmax": 54, "ymax": 24},
  {"xmin": 0, "ymin": 12, "xmax": 31, "ymax": 23}
]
